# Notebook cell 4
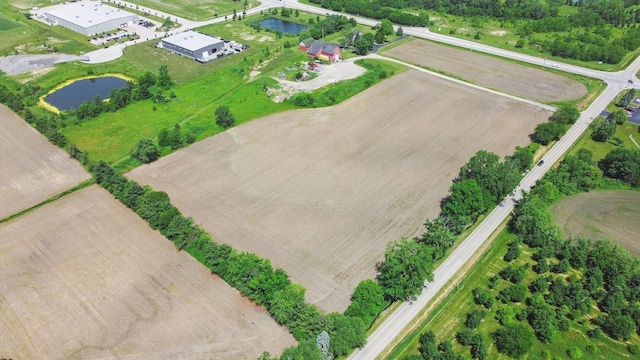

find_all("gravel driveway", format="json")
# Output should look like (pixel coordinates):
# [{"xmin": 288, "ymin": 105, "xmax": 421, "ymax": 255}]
[{"xmin": 0, "ymin": 54, "xmax": 79, "ymax": 75}]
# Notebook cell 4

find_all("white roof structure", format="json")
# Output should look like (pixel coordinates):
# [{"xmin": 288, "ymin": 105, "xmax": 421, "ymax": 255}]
[
  {"xmin": 163, "ymin": 31, "xmax": 223, "ymax": 51},
  {"xmin": 45, "ymin": 2, "xmax": 135, "ymax": 29}
]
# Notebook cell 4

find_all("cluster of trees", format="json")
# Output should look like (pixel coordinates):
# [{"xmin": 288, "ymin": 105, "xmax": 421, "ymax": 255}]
[
  {"xmin": 90, "ymin": 161, "xmax": 371, "ymax": 359},
  {"xmin": 591, "ymin": 109, "xmax": 626, "ymax": 142},
  {"xmin": 72, "ymin": 66, "xmax": 173, "ymax": 122},
  {"xmin": 533, "ymin": 105, "xmax": 580, "ymax": 145},
  {"xmin": 309, "ymin": 0, "xmax": 639, "ymax": 64},
  {"xmin": 599, "ymin": 147, "xmax": 640, "ymax": 187},
  {"xmin": 442, "ymin": 149, "xmax": 527, "ymax": 232},
  {"xmin": 131, "ymin": 124, "xmax": 198, "ymax": 164},
  {"xmin": 377, "ymin": 146, "xmax": 535, "ymax": 304},
  {"xmin": 308, "ymin": 0, "xmax": 428, "ymax": 26},
  {"xmin": 407, "ymin": 145, "xmax": 640, "ymax": 359},
  {"xmin": 509, "ymin": 158, "xmax": 640, "ymax": 342}
]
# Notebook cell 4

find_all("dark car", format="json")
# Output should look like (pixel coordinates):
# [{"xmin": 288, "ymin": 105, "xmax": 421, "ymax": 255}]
[{"xmin": 537, "ymin": 160, "xmax": 544, "ymax": 166}]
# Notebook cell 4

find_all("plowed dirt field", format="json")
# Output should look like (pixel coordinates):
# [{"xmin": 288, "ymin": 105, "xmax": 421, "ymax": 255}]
[
  {"xmin": 0, "ymin": 104, "xmax": 89, "ymax": 219},
  {"xmin": 128, "ymin": 69, "xmax": 551, "ymax": 312},
  {"xmin": 0, "ymin": 185, "xmax": 295, "ymax": 360},
  {"xmin": 383, "ymin": 38, "xmax": 587, "ymax": 103}
]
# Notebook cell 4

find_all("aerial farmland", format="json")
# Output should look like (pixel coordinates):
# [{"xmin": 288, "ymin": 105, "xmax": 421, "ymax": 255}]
[{"xmin": 128, "ymin": 69, "xmax": 552, "ymax": 312}]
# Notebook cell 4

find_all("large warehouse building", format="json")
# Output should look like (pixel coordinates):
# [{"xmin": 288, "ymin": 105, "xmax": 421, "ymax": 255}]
[
  {"xmin": 44, "ymin": 1, "xmax": 138, "ymax": 36},
  {"xmin": 161, "ymin": 31, "xmax": 225, "ymax": 62}
]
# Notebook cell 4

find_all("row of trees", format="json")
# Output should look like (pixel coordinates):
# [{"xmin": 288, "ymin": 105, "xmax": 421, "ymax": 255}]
[
  {"xmin": 90, "ymin": 161, "xmax": 369, "ymax": 359},
  {"xmin": 409, "ymin": 148, "xmax": 639, "ymax": 359},
  {"xmin": 377, "ymin": 143, "xmax": 537, "ymax": 304}
]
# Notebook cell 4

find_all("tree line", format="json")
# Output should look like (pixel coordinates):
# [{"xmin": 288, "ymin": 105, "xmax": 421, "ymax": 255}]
[
  {"xmin": 90, "ymin": 161, "xmax": 371, "ymax": 359},
  {"xmin": 407, "ymin": 147, "xmax": 640, "ymax": 360},
  {"xmin": 307, "ymin": 0, "xmax": 640, "ymax": 64}
]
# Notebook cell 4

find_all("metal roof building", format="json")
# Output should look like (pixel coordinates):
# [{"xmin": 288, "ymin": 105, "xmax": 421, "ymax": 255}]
[
  {"xmin": 161, "ymin": 31, "xmax": 225, "ymax": 62},
  {"xmin": 45, "ymin": 1, "xmax": 138, "ymax": 36}
]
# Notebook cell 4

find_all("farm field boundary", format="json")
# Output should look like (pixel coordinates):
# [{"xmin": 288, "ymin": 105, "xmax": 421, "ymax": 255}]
[{"xmin": 128, "ymin": 68, "xmax": 552, "ymax": 313}]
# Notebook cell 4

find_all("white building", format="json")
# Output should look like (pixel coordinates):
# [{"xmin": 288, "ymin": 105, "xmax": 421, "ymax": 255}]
[
  {"xmin": 161, "ymin": 31, "xmax": 225, "ymax": 62},
  {"xmin": 45, "ymin": 1, "xmax": 138, "ymax": 36}
]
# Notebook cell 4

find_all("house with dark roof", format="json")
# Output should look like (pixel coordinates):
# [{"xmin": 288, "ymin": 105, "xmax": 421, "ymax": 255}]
[{"xmin": 305, "ymin": 40, "xmax": 341, "ymax": 62}]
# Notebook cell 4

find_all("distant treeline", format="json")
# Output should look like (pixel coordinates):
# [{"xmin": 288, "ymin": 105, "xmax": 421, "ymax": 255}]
[{"xmin": 309, "ymin": 0, "xmax": 640, "ymax": 64}]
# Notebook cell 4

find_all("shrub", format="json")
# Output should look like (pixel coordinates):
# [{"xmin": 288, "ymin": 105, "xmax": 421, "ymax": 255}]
[
  {"xmin": 494, "ymin": 323, "xmax": 535, "ymax": 358},
  {"xmin": 567, "ymin": 346, "xmax": 583, "ymax": 359},
  {"xmin": 131, "ymin": 138, "xmax": 160, "ymax": 163},
  {"xmin": 465, "ymin": 309, "xmax": 486, "ymax": 329},
  {"xmin": 215, "ymin": 105, "xmax": 236, "ymax": 128}
]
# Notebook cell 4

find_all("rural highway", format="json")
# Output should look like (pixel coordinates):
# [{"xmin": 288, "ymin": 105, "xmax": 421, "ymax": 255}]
[{"xmin": 68, "ymin": 1, "xmax": 640, "ymax": 358}]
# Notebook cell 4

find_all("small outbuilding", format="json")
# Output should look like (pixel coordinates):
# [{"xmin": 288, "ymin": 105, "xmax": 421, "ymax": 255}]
[
  {"xmin": 44, "ymin": 1, "xmax": 138, "ymax": 36},
  {"xmin": 305, "ymin": 40, "xmax": 341, "ymax": 62},
  {"xmin": 161, "ymin": 31, "xmax": 224, "ymax": 62},
  {"xmin": 299, "ymin": 38, "xmax": 315, "ymax": 52}
]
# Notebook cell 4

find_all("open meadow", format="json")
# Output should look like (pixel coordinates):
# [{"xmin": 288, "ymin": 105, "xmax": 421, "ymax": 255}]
[
  {"xmin": 0, "ymin": 185, "xmax": 296, "ymax": 360},
  {"xmin": 551, "ymin": 190, "xmax": 640, "ymax": 256},
  {"xmin": 128, "ymin": 69, "xmax": 551, "ymax": 313},
  {"xmin": 0, "ymin": 104, "xmax": 89, "ymax": 220},
  {"xmin": 382, "ymin": 38, "xmax": 587, "ymax": 103}
]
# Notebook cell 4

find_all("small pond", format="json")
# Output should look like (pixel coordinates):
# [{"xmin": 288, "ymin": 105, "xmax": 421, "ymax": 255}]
[
  {"xmin": 45, "ymin": 76, "xmax": 128, "ymax": 111},
  {"xmin": 257, "ymin": 18, "xmax": 308, "ymax": 35}
]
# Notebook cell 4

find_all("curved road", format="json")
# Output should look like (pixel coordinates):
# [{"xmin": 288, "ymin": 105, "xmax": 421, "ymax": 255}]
[{"xmin": 72, "ymin": 1, "xmax": 640, "ymax": 358}]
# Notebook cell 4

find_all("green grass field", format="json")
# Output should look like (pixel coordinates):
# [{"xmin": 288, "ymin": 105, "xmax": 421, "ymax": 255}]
[
  {"xmin": 389, "ymin": 228, "xmax": 638, "ymax": 360},
  {"xmin": 112, "ymin": 0, "xmax": 257, "ymax": 21}
]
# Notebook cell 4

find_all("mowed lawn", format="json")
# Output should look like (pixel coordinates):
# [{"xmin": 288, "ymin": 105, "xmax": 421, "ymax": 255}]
[
  {"xmin": 0, "ymin": 105, "xmax": 89, "ymax": 220},
  {"xmin": 0, "ymin": 185, "xmax": 296, "ymax": 360},
  {"xmin": 128, "ymin": 69, "xmax": 551, "ymax": 313},
  {"xmin": 382, "ymin": 38, "xmax": 587, "ymax": 103},
  {"xmin": 551, "ymin": 190, "xmax": 640, "ymax": 256}
]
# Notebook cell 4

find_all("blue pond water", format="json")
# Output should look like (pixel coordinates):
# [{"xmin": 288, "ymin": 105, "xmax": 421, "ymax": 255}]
[
  {"xmin": 257, "ymin": 18, "xmax": 308, "ymax": 35},
  {"xmin": 45, "ymin": 76, "xmax": 128, "ymax": 111}
]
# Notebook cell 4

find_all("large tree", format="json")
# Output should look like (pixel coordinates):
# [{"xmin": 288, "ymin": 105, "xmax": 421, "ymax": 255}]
[
  {"xmin": 441, "ymin": 179, "xmax": 489, "ymax": 232},
  {"xmin": 378, "ymin": 238, "xmax": 434, "ymax": 301},
  {"xmin": 493, "ymin": 323, "xmax": 535, "ymax": 358},
  {"xmin": 599, "ymin": 147, "xmax": 640, "ymax": 187},
  {"xmin": 131, "ymin": 138, "xmax": 160, "ymax": 163},
  {"xmin": 215, "ymin": 105, "xmax": 236, "ymax": 129}
]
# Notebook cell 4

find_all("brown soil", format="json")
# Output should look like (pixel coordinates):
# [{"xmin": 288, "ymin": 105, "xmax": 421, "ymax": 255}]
[
  {"xmin": 128, "ymin": 69, "xmax": 551, "ymax": 313},
  {"xmin": 0, "ymin": 104, "xmax": 89, "ymax": 220},
  {"xmin": 550, "ymin": 190, "xmax": 640, "ymax": 256},
  {"xmin": 383, "ymin": 38, "xmax": 587, "ymax": 103},
  {"xmin": 0, "ymin": 186, "xmax": 296, "ymax": 360}
]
